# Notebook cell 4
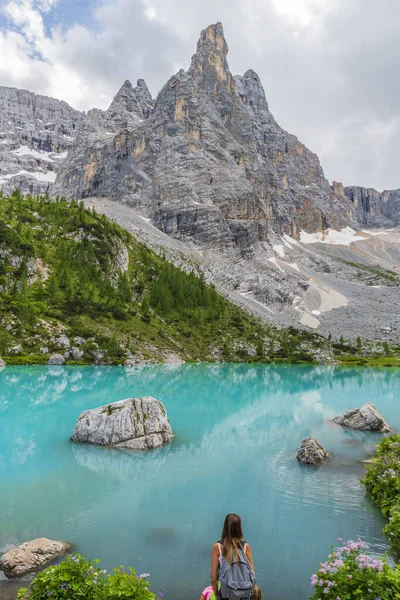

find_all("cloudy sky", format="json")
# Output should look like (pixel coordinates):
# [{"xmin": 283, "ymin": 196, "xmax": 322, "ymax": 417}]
[{"xmin": 0, "ymin": 0, "xmax": 399, "ymax": 191}]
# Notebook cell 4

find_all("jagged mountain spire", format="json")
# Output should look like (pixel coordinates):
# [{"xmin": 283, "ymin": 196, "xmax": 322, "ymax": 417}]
[
  {"xmin": 189, "ymin": 22, "xmax": 233, "ymax": 99},
  {"xmin": 108, "ymin": 79, "xmax": 154, "ymax": 121}
]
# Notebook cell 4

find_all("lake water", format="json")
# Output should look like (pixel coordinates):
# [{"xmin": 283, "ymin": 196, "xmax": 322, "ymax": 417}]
[{"xmin": 0, "ymin": 364, "xmax": 399, "ymax": 600}]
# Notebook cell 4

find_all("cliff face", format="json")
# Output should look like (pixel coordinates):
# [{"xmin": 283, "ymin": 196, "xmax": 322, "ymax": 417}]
[
  {"xmin": 1, "ymin": 23, "xmax": 399, "ymax": 339},
  {"xmin": 345, "ymin": 186, "xmax": 400, "ymax": 227},
  {"xmin": 0, "ymin": 86, "xmax": 83, "ymax": 195},
  {"xmin": 53, "ymin": 23, "xmax": 358, "ymax": 247}
]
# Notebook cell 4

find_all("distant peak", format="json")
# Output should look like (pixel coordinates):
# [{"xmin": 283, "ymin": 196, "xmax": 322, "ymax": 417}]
[
  {"xmin": 120, "ymin": 80, "xmax": 133, "ymax": 91},
  {"xmin": 196, "ymin": 22, "xmax": 228, "ymax": 57},
  {"xmin": 189, "ymin": 22, "xmax": 232, "ymax": 94},
  {"xmin": 136, "ymin": 79, "xmax": 148, "ymax": 89},
  {"xmin": 243, "ymin": 69, "xmax": 260, "ymax": 83}
]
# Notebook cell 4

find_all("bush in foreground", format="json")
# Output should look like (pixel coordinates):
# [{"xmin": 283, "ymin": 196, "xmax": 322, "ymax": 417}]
[
  {"xmin": 362, "ymin": 434, "xmax": 400, "ymax": 557},
  {"xmin": 309, "ymin": 538, "xmax": 400, "ymax": 599},
  {"xmin": 17, "ymin": 554, "xmax": 157, "ymax": 600}
]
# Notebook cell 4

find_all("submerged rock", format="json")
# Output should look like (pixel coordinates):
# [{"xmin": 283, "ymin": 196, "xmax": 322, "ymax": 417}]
[
  {"xmin": 48, "ymin": 353, "xmax": 65, "ymax": 366},
  {"xmin": 0, "ymin": 538, "xmax": 71, "ymax": 578},
  {"xmin": 71, "ymin": 396, "xmax": 174, "ymax": 450},
  {"xmin": 333, "ymin": 403, "xmax": 390, "ymax": 433},
  {"xmin": 297, "ymin": 437, "xmax": 329, "ymax": 466}
]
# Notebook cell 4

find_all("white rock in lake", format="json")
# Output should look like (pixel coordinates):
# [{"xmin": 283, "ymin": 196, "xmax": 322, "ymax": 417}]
[
  {"xmin": 296, "ymin": 437, "xmax": 329, "ymax": 466},
  {"xmin": 333, "ymin": 402, "xmax": 390, "ymax": 433},
  {"xmin": 0, "ymin": 538, "xmax": 71, "ymax": 578},
  {"xmin": 71, "ymin": 396, "xmax": 174, "ymax": 450}
]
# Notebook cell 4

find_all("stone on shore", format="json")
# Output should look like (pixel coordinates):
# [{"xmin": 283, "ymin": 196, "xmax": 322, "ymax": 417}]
[
  {"xmin": 333, "ymin": 403, "xmax": 390, "ymax": 433},
  {"xmin": 48, "ymin": 353, "xmax": 65, "ymax": 366},
  {"xmin": 71, "ymin": 396, "xmax": 174, "ymax": 450},
  {"xmin": 0, "ymin": 357, "xmax": 5, "ymax": 368},
  {"xmin": 297, "ymin": 437, "xmax": 329, "ymax": 466},
  {"xmin": 0, "ymin": 538, "xmax": 71, "ymax": 578},
  {"xmin": 70, "ymin": 347, "xmax": 84, "ymax": 360}
]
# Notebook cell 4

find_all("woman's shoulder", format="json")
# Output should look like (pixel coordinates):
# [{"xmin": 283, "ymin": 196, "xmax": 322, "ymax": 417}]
[{"xmin": 212, "ymin": 541, "xmax": 221, "ymax": 549}]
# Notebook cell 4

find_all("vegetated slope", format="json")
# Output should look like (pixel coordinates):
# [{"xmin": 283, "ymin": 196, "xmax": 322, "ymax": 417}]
[
  {"xmin": 1, "ymin": 192, "xmax": 399, "ymax": 366},
  {"xmin": 0, "ymin": 191, "xmax": 332, "ymax": 365}
]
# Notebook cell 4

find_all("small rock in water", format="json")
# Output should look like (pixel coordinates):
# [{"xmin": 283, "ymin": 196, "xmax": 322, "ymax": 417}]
[
  {"xmin": 333, "ymin": 402, "xmax": 390, "ymax": 433},
  {"xmin": 71, "ymin": 396, "xmax": 174, "ymax": 450},
  {"xmin": 48, "ymin": 353, "xmax": 65, "ymax": 366},
  {"xmin": 296, "ymin": 437, "xmax": 329, "ymax": 466},
  {"xmin": 149, "ymin": 526, "xmax": 175, "ymax": 544},
  {"xmin": 0, "ymin": 538, "xmax": 72, "ymax": 578}
]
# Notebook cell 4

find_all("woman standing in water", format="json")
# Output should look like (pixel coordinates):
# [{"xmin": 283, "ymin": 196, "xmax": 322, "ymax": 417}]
[{"xmin": 210, "ymin": 513, "xmax": 256, "ymax": 600}]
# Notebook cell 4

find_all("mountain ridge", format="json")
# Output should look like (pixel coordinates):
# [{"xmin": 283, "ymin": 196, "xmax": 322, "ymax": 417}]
[{"xmin": 0, "ymin": 22, "xmax": 399, "ymax": 340}]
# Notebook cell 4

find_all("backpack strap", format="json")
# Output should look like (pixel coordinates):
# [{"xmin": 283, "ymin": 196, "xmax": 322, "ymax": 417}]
[{"xmin": 218, "ymin": 543, "xmax": 222, "ymax": 558}]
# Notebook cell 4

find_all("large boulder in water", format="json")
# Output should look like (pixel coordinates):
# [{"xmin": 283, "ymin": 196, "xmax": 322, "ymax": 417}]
[
  {"xmin": 71, "ymin": 396, "xmax": 174, "ymax": 450},
  {"xmin": 333, "ymin": 403, "xmax": 390, "ymax": 433},
  {"xmin": 297, "ymin": 437, "xmax": 329, "ymax": 465},
  {"xmin": 0, "ymin": 538, "xmax": 71, "ymax": 578}
]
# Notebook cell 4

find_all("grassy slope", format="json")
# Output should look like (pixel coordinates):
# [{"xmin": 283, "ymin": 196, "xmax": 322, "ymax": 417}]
[{"xmin": 0, "ymin": 191, "xmax": 399, "ymax": 366}]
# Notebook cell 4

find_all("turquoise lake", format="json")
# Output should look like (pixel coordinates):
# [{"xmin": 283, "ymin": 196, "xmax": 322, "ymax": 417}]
[{"xmin": 0, "ymin": 364, "xmax": 399, "ymax": 600}]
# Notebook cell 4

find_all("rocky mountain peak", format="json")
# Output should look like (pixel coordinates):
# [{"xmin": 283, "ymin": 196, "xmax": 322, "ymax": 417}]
[
  {"xmin": 133, "ymin": 79, "xmax": 154, "ymax": 120},
  {"xmin": 189, "ymin": 22, "xmax": 233, "ymax": 98},
  {"xmin": 241, "ymin": 69, "xmax": 269, "ymax": 111},
  {"xmin": 108, "ymin": 78, "xmax": 148, "ymax": 122}
]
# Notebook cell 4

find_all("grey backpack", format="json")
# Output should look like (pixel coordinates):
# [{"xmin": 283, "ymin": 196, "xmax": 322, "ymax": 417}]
[{"xmin": 219, "ymin": 543, "xmax": 255, "ymax": 600}]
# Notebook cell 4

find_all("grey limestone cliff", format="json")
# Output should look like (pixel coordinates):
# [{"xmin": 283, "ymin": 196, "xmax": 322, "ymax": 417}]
[
  {"xmin": 345, "ymin": 186, "xmax": 400, "ymax": 227},
  {"xmin": 53, "ymin": 22, "xmax": 358, "ymax": 244},
  {"xmin": 0, "ymin": 86, "xmax": 83, "ymax": 195}
]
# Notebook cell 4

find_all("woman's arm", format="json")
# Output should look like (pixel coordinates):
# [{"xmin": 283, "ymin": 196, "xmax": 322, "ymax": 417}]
[
  {"xmin": 245, "ymin": 543, "xmax": 255, "ymax": 575},
  {"xmin": 211, "ymin": 543, "xmax": 220, "ymax": 598}
]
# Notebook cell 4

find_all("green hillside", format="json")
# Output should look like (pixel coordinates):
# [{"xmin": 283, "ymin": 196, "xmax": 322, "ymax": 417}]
[{"xmin": 0, "ymin": 190, "xmax": 398, "ymax": 366}]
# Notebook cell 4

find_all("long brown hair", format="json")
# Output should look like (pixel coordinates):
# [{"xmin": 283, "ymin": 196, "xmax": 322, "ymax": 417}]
[
  {"xmin": 253, "ymin": 586, "xmax": 262, "ymax": 600},
  {"xmin": 221, "ymin": 513, "xmax": 244, "ymax": 563}
]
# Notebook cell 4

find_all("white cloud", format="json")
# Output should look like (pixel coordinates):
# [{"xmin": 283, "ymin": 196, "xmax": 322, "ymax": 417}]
[
  {"xmin": 3, "ymin": 0, "xmax": 46, "ymax": 43},
  {"xmin": 37, "ymin": 0, "xmax": 59, "ymax": 12}
]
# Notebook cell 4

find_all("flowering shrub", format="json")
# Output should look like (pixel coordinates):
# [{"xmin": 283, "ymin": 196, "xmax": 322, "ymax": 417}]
[
  {"xmin": 17, "ymin": 554, "xmax": 157, "ymax": 600},
  {"xmin": 362, "ymin": 434, "xmax": 400, "ymax": 517},
  {"xmin": 362, "ymin": 434, "xmax": 400, "ymax": 558},
  {"xmin": 383, "ymin": 505, "xmax": 400, "ymax": 559},
  {"xmin": 309, "ymin": 538, "xmax": 400, "ymax": 599}
]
